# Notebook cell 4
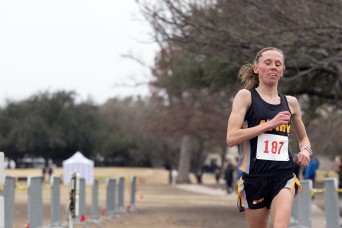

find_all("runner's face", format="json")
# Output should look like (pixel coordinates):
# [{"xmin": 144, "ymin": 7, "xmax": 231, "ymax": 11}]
[{"xmin": 253, "ymin": 50, "xmax": 285, "ymax": 86}]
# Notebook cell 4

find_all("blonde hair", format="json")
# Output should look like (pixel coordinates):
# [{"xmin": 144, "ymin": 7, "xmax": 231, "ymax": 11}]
[{"xmin": 238, "ymin": 47, "xmax": 285, "ymax": 90}]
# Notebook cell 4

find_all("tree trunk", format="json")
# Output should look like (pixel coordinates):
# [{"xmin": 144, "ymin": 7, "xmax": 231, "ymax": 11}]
[{"xmin": 177, "ymin": 134, "xmax": 192, "ymax": 183}]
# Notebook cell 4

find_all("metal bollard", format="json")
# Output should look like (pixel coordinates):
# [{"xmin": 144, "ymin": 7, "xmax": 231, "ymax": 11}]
[
  {"xmin": 78, "ymin": 178, "xmax": 86, "ymax": 219},
  {"xmin": 28, "ymin": 176, "xmax": 43, "ymax": 228},
  {"xmin": 0, "ymin": 152, "xmax": 4, "ymax": 228},
  {"xmin": 106, "ymin": 178, "xmax": 116, "ymax": 216},
  {"xmin": 117, "ymin": 176, "xmax": 125, "ymax": 213},
  {"xmin": 129, "ymin": 176, "xmax": 137, "ymax": 212},
  {"xmin": 323, "ymin": 178, "xmax": 340, "ymax": 228},
  {"xmin": 91, "ymin": 179, "xmax": 99, "ymax": 217},
  {"xmin": 0, "ymin": 196, "xmax": 3, "ymax": 228},
  {"xmin": 297, "ymin": 180, "xmax": 312, "ymax": 228},
  {"xmin": 4, "ymin": 176, "xmax": 16, "ymax": 228},
  {"xmin": 51, "ymin": 177, "xmax": 61, "ymax": 226}
]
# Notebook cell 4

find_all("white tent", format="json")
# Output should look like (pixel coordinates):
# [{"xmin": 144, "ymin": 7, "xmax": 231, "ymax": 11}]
[{"xmin": 62, "ymin": 151, "xmax": 94, "ymax": 185}]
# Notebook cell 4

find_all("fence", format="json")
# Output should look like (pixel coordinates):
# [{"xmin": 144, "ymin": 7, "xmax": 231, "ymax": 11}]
[
  {"xmin": 291, "ymin": 178, "xmax": 341, "ymax": 228},
  {"xmin": 1, "ymin": 173, "xmax": 137, "ymax": 228}
]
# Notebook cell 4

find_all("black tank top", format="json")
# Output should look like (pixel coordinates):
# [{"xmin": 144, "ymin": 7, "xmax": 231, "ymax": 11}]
[{"xmin": 237, "ymin": 89, "xmax": 294, "ymax": 176}]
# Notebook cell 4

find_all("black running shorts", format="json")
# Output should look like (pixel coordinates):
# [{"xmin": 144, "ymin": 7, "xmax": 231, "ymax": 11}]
[{"xmin": 237, "ymin": 172, "xmax": 302, "ymax": 212}]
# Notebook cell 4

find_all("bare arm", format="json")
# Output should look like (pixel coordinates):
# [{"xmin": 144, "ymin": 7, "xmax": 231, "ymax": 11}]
[
  {"xmin": 287, "ymin": 96, "xmax": 311, "ymax": 166},
  {"xmin": 226, "ymin": 89, "xmax": 292, "ymax": 147}
]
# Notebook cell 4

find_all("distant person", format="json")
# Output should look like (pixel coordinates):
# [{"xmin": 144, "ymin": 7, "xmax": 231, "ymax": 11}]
[
  {"xmin": 48, "ymin": 164, "xmax": 54, "ymax": 181},
  {"xmin": 167, "ymin": 166, "xmax": 174, "ymax": 184},
  {"xmin": 42, "ymin": 165, "xmax": 47, "ymax": 181},
  {"xmin": 302, "ymin": 165, "xmax": 308, "ymax": 179},
  {"xmin": 214, "ymin": 166, "xmax": 221, "ymax": 186},
  {"xmin": 171, "ymin": 169, "xmax": 178, "ymax": 185},
  {"xmin": 223, "ymin": 160, "xmax": 235, "ymax": 194},
  {"xmin": 195, "ymin": 168, "xmax": 203, "ymax": 184},
  {"xmin": 9, "ymin": 159, "xmax": 16, "ymax": 169},
  {"xmin": 303, "ymin": 155, "xmax": 319, "ymax": 187}
]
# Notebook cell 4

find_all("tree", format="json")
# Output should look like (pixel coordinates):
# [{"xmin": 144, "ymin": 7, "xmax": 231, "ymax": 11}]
[
  {"xmin": 138, "ymin": 0, "xmax": 342, "ymax": 105},
  {"xmin": 99, "ymin": 97, "xmax": 180, "ymax": 167},
  {"xmin": 0, "ymin": 91, "xmax": 101, "ymax": 163},
  {"xmin": 306, "ymin": 105, "xmax": 342, "ymax": 158}
]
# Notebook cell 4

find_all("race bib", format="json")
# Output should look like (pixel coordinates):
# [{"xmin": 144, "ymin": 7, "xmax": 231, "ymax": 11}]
[{"xmin": 256, "ymin": 133, "xmax": 289, "ymax": 161}]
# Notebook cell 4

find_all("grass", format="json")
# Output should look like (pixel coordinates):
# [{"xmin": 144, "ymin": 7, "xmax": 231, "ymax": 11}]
[{"xmin": 4, "ymin": 167, "xmax": 170, "ymax": 182}]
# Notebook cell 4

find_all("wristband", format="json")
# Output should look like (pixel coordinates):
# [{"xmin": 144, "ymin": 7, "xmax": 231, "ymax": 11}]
[{"xmin": 301, "ymin": 146, "xmax": 312, "ymax": 155}]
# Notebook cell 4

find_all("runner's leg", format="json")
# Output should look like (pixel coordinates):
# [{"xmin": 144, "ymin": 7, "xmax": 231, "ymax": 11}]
[
  {"xmin": 270, "ymin": 188, "xmax": 295, "ymax": 228},
  {"xmin": 245, "ymin": 207, "xmax": 269, "ymax": 228}
]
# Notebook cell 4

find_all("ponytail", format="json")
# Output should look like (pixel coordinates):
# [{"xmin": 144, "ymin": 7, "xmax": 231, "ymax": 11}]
[{"xmin": 237, "ymin": 63, "xmax": 259, "ymax": 90}]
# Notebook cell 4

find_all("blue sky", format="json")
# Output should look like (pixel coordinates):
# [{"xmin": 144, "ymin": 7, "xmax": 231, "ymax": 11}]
[{"xmin": 0, "ymin": 0, "xmax": 158, "ymax": 106}]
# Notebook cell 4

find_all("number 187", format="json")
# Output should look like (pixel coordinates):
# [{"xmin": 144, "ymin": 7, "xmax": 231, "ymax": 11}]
[{"xmin": 264, "ymin": 140, "xmax": 284, "ymax": 154}]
